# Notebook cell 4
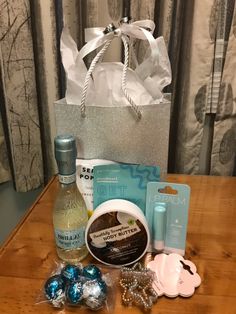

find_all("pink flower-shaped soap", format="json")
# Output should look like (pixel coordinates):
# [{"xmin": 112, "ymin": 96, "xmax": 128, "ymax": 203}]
[{"xmin": 147, "ymin": 253, "xmax": 201, "ymax": 298}]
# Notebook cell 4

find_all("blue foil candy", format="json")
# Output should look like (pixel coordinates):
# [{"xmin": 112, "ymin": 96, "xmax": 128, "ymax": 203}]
[
  {"xmin": 82, "ymin": 265, "xmax": 101, "ymax": 280},
  {"xmin": 61, "ymin": 264, "xmax": 80, "ymax": 283},
  {"xmin": 66, "ymin": 281, "xmax": 83, "ymax": 304},
  {"xmin": 44, "ymin": 275, "xmax": 65, "ymax": 306},
  {"xmin": 44, "ymin": 264, "xmax": 106, "ymax": 309}
]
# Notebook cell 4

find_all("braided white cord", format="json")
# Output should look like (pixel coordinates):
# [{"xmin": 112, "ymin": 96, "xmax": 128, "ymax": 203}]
[
  {"xmin": 80, "ymin": 39, "xmax": 113, "ymax": 116},
  {"xmin": 121, "ymin": 35, "xmax": 142, "ymax": 119}
]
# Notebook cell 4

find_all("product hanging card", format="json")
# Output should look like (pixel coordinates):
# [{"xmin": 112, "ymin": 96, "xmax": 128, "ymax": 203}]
[
  {"xmin": 93, "ymin": 164, "xmax": 160, "ymax": 213},
  {"xmin": 146, "ymin": 182, "xmax": 190, "ymax": 255}
]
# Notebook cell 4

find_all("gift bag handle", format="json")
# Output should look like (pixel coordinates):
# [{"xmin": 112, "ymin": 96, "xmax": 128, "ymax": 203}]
[
  {"xmin": 80, "ymin": 31, "xmax": 142, "ymax": 119},
  {"xmin": 80, "ymin": 38, "xmax": 113, "ymax": 116},
  {"xmin": 121, "ymin": 35, "xmax": 142, "ymax": 119}
]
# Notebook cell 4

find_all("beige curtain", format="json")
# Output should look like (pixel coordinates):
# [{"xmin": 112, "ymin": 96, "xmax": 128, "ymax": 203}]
[
  {"xmin": 0, "ymin": 0, "xmax": 235, "ymax": 191},
  {"xmin": 0, "ymin": 0, "xmax": 44, "ymax": 191},
  {"xmin": 131, "ymin": 0, "xmax": 236, "ymax": 175},
  {"xmin": 0, "ymin": 0, "xmax": 123, "ymax": 191},
  {"xmin": 0, "ymin": 115, "xmax": 10, "ymax": 183}
]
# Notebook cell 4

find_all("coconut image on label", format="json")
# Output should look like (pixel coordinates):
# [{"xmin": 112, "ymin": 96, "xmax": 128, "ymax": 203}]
[{"xmin": 85, "ymin": 199, "xmax": 150, "ymax": 266}]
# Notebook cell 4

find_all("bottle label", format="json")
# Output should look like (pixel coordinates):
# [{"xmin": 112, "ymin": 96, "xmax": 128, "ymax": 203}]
[
  {"xmin": 59, "ymin": 173, "xmax": 76, "ymax": 184},
  {"xmin": 54, "ymin": 227, "xmax": 85, "ymax": 250}
]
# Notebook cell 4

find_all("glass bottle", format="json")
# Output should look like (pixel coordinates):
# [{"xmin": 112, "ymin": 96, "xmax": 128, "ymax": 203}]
[{"xmin": 53, "ymin": 135, "xmax": 88, "ymax": 263}]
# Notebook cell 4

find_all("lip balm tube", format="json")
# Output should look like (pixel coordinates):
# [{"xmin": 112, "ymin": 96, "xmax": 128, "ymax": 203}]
[{"xmin": 153, "ymin": 202, "xmax": 167, "ymax": 251}]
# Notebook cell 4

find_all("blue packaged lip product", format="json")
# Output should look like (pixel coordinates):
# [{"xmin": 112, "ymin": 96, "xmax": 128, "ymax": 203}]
[
  {"xmin": 153, "ymin": 202, "xmax": 166, "ymax": 251},
  {"xmin": 146, "ymin": 182, "xmax": 190, "ymax": 255},
  {"xmin": 93, "ymin": 163, "xmax": 160, "ymax": 213}
]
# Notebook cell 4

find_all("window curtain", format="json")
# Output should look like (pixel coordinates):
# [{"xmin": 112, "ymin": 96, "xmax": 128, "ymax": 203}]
[
  {"xmin": 0, "ymin": 115, "xmax": 10, "ymax": 183},
  {"xmin": 0, "ymin": 0, "xmax": 235, "ymax": 192}
]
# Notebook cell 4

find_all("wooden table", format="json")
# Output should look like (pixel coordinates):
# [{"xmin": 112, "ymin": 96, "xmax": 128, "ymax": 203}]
[{"xmin": 0, "ymin": 175, "xmax": 236, "ymax": 314}]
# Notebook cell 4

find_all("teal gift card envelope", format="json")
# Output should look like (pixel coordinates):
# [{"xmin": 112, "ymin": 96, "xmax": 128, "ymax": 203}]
[{"xmin": 93, "ymin": 164, "xmax": 160, "ymax": 213}]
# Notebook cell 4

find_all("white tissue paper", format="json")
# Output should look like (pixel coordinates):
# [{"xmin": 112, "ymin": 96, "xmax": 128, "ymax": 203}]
[{"xmin": 60, "ymin": 24, "xmax": 171, "ymax": 107}]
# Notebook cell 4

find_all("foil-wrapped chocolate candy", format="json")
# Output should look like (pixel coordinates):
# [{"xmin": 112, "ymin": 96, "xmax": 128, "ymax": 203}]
[
  {"xmin": 82, "ymin": 279, "xmax": 107, "ymax": 310},
  {"xmin": 82, "ymin": 264, "xmax": 102, "ymax": 280},
  {"xmin": 66, "ymin": 281, "xmax": 83, "ymax": 305},
  {"xmin": 61, "ymin": 264, "xmax": 81, "ymax": 283},
  {"xmin": 44, "ymin": 275, "xmax": 65, "ymax": 308}
]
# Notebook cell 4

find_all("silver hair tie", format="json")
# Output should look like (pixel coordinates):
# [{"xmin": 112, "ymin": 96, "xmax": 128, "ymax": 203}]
[{"xmin": 119, "ymin": 263, "xmax": 158, "ymax": 311}]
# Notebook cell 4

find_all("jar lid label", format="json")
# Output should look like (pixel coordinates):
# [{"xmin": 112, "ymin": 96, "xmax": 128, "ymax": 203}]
[{"xmin": 86, "ymin": 211, "xmax": 148, "ymax": 266}]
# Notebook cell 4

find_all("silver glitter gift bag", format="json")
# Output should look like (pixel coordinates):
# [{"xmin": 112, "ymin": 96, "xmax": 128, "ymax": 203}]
[
  {"xmin": 54, "ymin": 95, "xmax": 171, "ymax": 177},
  {"xmin": 55, "ymin": 21, "xmax": 172, "ymax": 177}
]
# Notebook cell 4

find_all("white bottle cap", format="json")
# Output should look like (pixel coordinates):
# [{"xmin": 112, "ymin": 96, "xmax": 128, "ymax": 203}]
[{"xmin": 154, "ymin": 240, "xmax": 164, "ymax": 251}]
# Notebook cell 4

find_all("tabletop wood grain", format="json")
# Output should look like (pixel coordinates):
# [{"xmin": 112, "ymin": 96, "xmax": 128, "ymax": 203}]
[{"xmin": 0, "ymin": 174, "xmax": 236, "ymax": 314}]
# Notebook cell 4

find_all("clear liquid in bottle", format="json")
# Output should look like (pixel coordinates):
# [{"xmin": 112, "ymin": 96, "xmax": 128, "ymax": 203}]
[
  {"xmin": 53, "ymin": 181, "xmax": 88, "ymax": 263},
  {"xmin": 53, "ymin": 135, "xmax": 88, "ymax": 263}
]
